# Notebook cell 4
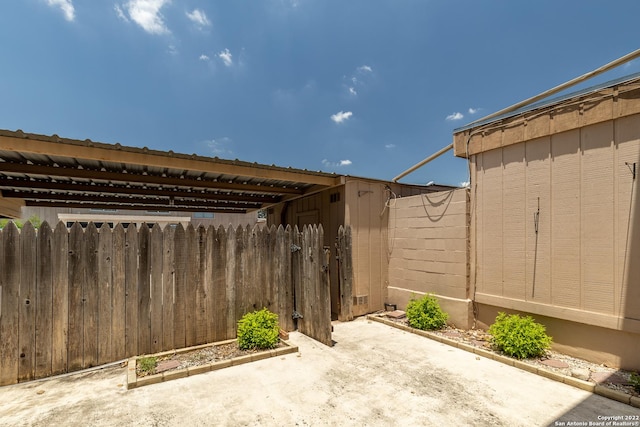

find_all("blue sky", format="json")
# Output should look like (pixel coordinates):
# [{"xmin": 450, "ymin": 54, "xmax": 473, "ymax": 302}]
[{"xmin": 2, "ymin": 1, "xmax": 640, "ymax": 186}]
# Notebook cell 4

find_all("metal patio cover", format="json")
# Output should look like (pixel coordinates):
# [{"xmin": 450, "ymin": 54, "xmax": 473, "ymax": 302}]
[{"xmin": 0, "ymin": 129, "xmax": 341, "ymax": 218}]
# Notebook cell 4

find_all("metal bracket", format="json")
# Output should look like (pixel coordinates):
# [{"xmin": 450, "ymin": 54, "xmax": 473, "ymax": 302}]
[
  {"xmin": 292, "ymin": 310, "xmax": 304, "ymax": 319},
  {"xmin": 626, "ymin": 162, "xmax": 636, "ymax": 180},
  {"xmin": 290, "ymin": 244, "xmax": 301, "ymax": 253}
]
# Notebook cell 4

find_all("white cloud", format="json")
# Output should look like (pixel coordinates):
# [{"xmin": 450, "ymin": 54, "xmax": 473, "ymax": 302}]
[
  {"xmin": 358, "ymin": 65, "xmax": 373, "ymax": 73},
  {"xmin": 446, "ymin": 112, "xmax": 464, "ymax": 121},
  {"xmin": 330, "ymin": 111, "xmax": 353, "ymax": 123},
  {"xmin": 46, "ymin": 0, "xmax": 75, "ymax": 21},
  {"xmin": 460, "ymin": 181, "xmax": 470, "ymax": 188},
  {"xmin": 468, "ymin": 107, "xmax": 479, "ymax": 114},
  {"xmin": 167, "ymin": 44, "xmax": 178, "ymax": 55},
  {"xmin": 322, "ymin": 159, "xmax": 352, "ymax": 168},
  {"xmin": 218, "ymin": 48, "xmax": 233, "ymax": 66},
  {"xmin": 206, "ymin": 137, "xmax": 233, "ymax": 156},
  {"xmin": 114, "ymin": 4, "xmax": 128, "ymax": 21},
  {"xmin": 186, "ymin": 8, "xmax": 210, "ymax": 28},
  {"xmin": 348, "ymin": 87, "xmax": 357, "ymax": 96},
  {"xmin": 385, "ymin": 144, "xmax": 396, "ymax": 149},
  {"xmin": 119, "ymin": 0, "xmax": 171, "ymax": 35},
  {"xmin": 199, "ymin": 54, "xmax": 210, "ymax": 61}
]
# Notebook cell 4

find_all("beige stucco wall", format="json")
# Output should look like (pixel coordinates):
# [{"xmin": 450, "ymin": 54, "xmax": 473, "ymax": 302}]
[
  {"xmin": 386, "ymin": 188, "xmax": 472, "ymax": 328},
  {"xmin": 468, "ymin": 114, "xmax": 640, "ymax": 369}
]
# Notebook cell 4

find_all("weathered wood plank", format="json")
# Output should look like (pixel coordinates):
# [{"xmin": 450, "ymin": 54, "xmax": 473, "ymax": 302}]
[
  {"xmin": 0, "ymin": 223, "xmax": 20, "ymax": 385},
  {"xmin": 280, "ymin": 225, "xmax": 294, "ymax": 332},
  {"xmin": 292, "ymin": 225, "xmax": 303, "ymax": 332},
  {"xmin": 18, "ymin": 222, "xmax": 36, "ymax": 382},
  {"xmin": 111, "ymin": 224, "xmax": 126, "ymax": 361},
  {"xmin": 173, "ymin": 224, "xmax": 186, "ymax": 350},
  {"xmin": 225, "ymin": 226, "xmax": 237, "ymax": 339},
  {"xmin": 150, "ymin": 224, "xmax": 163, "ymax": 353},
  {"xmin": 67, "ymin": 223, "xmax": 85, "ymax": 371},
  {"xmin": 195, "ymin": 226, "xmax": 207, "ymax": 345},
  {"xmin": 212, "ymin": 226, "xmax": 227, "ymax": 341},
  {"xmin": 205, "ymin": 226, "xmax": 216, "ymax": 343},
  {"xmin": 97, "ymin": 224, "xmax": 113, "ymax": 365},
  {"xmin": 184, "ymin": 225, "xmax": 198, "ymax": 347},
  {"xmin": 84, "ymin": 223, "xmax": 99, "ymax": 368},
  {"xmin": 137, "ymin": 225, "xmax": 151, "ymax": 355},
  {"xmin": 35, "ymin": 223, "xmax": 53, "ymax": 379},
  {"xmin": 162, "ymin": 225, "xmax": 175, "ymax": 351},
  {"xmin": 338, "ymin": 226, "xmax": 354, "ymax": 321},
  {"xmin": 51, "ymin": 222, "xmax": 68, "ymax": 375},
  {"xmin": 124, "ymin": 224, "xmax": 139, "ymax": 357}
]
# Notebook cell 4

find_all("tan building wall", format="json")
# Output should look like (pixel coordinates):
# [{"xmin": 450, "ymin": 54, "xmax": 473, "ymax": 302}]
[
  {"xmin": 455, "ymin": 78, "xmax": 640, "ymax": 370},
  {"xmin": 268, "ymin": 177, "xmax": 447, "ymax": 319},
  {"xmin": 386, "ymin": 189, "xmax": 472, "ymax": 328}
]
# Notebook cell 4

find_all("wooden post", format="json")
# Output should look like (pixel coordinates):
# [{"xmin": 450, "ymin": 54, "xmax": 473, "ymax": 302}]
[{"xmin": 35, "ymin": 223, "xmax": 53, "ymax": 379}]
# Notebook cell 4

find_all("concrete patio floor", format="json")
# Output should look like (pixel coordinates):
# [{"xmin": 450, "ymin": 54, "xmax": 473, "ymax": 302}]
[{"xmin": 1, "ymin": 317, "xmax": 637, "ymax": 426}]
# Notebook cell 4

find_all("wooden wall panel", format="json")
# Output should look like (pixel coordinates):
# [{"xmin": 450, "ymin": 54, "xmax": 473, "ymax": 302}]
[
  {"xmin": 502, "ymin": 143, "xmax": 526, "ymax": 300},
  {"xmin": 550, "ymin": 130, "xmax": 581, "ymax": 308},
  {"xmin": 580, "ymin": 122, "xmax": 615, "ymax": 314},
  {"xmin": 525, "ymin": 137, "xmax": 551, "ymax": 304}
]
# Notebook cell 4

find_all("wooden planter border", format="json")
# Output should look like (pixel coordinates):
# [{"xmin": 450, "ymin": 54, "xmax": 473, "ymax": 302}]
[{"xmin": 126, "ymin": 339, "xmax": 298, "ymax": 390}]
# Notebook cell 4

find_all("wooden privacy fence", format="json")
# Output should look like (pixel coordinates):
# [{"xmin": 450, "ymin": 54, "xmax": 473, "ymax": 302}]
[{"xmin": 0, "ymin": 221, "xmax": 338, "ymax": 386}]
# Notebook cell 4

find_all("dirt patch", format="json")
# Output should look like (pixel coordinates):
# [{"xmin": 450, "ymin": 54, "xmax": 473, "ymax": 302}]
[{"xmin": 136, "ymin": 342, "xmax": 287, "ymax": 377}]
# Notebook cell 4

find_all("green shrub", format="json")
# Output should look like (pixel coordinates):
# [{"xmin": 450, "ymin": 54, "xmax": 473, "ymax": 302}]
[
  {"xmin": 488, "ymin": 312, "xmax": 552, "ymax": 359},
  {"xmin": 137, "ymin": 356, "xmax": 157, "ymax": 375},
  {"xmin": 405, "ymin": 294, "xmax": 448, "ymax": 330},
  {"xmin": 630, "ymin": 372, "xmax": 640, "ymax": 393},
  {"xmin": 237, "ymin": 308, "xmax": 280, "ymax": 350}
]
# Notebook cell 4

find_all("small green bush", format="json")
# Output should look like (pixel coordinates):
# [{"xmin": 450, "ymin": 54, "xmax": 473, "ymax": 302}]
[
  {"xmin": 406, "ymin": 294, "xmax": 448, "ymax": 330},
  {"xmin": 137, "ymin": 356, "xmax": 157, "ymax": 375},
  {"xmin": 488, "ymin": 312, "xmax": 552, "ymax": 359},
  {"xmin": 237, "ymin": 308, "xmax": 280, "ymax": 350},
  {"xmin": 630, "ymin": 372, "xmax": 640, "ymax": 393}
]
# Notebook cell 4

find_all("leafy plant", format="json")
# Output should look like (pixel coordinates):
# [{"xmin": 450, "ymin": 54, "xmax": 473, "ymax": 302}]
[
  {"xmin": 630, "ymin": 372, "xmax": 640, "ymax": 393},
  {"xmin": 488, "ymin": 312, "xmax": 552, "ymax": 359},
  {"xmin": 237, "ymin": 308, "xmax": 280, "ymax": 350},
  {"xmin": 0, "ymin": 215, "xmax": 42, "ymax": 230},
  {"xmin": 405, "ymin": 294, "xmax": 448, "ymax": 330},
  {"xmin": 137, "ymin": 356, "xmax": 157, "ymax": 375}
]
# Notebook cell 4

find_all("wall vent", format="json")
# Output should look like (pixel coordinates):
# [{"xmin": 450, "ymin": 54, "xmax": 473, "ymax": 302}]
[{"xmin": 353, "ymin": 295, "xmax": 369, "ymax": 306}]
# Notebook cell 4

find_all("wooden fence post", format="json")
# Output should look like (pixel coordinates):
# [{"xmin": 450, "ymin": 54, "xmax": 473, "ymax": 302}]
[
  {"xmin": 0, "ymin": 223, "xmax": 20, "ymax": 385},
  {"xmin": 18, "ymin": 222, "xmax": 36, "ymax": 382},
  {"xmin": 51, "ymin": 222, "xmax": 68, "ymax": 375},
  {"xmin": 36, "ymin": 222, "xmax": 53, "ymax": 379}
]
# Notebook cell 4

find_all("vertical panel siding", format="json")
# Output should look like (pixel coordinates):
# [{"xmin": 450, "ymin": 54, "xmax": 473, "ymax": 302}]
[
  {"xmin": 472, "ymin": 113, "xmax": 640, "ymax": 325},
  {"xmin": 502, "ymin": 143, "xmax": 526, "ymax": 299},
  {"xmin": 580, "ymin": 122, "xmax": 615, "ymax": 313},
  {"xmin": 550, "ymin": 130, "xmax": 581, "ymax": 308},
  {"xmin": 525, "ymin": 137, "xmax": 551, "ymax": 304}
]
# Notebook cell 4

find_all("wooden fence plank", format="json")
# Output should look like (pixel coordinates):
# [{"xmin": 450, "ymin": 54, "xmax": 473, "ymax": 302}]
[
  {"xmin": 338, "ymin": 226, "xmax": 354, "ymax": 321},
  {"xmin": 212, "ymin": 226, "xmax": 227, "ymax": 341},
  {"xmin": 292, "ymin": 226, "xmax": 302, "ymax": 331},
  {"xmin": 51, "ymin": 222, "xmax": 68, "ymax": 375},
  {"xmin": 0, "ymin": 223, "xmax": 20, "ymax": 385},
  {"xmin": 162, "ymin": 225, "xmax": 175, "ymax": 351},
  {"xmin": 137, "ymin": 225, "xmax": 151, "ymax": 355},
  {"xmin": 173, "ymin": 225, "xmax": 186, "ymax": 350},
  {"xmin": 225, "ymin": 226, "xmax": 237, "ymax": 338},
  {"xmin": 195, "ymin": 226, "xmax": 207, "ymax": 345},
  {"xmin": 35, "ymin": 223, "xmax": 53, "ymax": 379},
  {"xmin": 67, "ymin": 223, "xmax": 84, "ymax": 371},
  {"xmin": 205, "ymin": 226, "xmax": 216, "ymax": 343},
  {"xmin": 97, "ymin": 224, "xmax": 113, "ymax": 365},
  {"xmin": 84, "ymin": 223, "xmax": 99, "ymax": 368},
  {"xmin": 18, "ymin": 222, "xmax": 36, "ymax": 382},
  {"xmin": 124, "ymin": 224, "xmax": 139, "ymax": 357},
  {"xmin": 279, "ymin": 225, "xmax": 294, "ymax": 332},
  {"xmin": 184, "ymin": 225, "xmax": 198, "ymax": 347},
  {"xmin": 150, "ymin": 224, "xmax": 163, "ymax": 353},
  {"xmin": 112, "ymin": 224, "xmax": 126, "ymax": 361}
]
